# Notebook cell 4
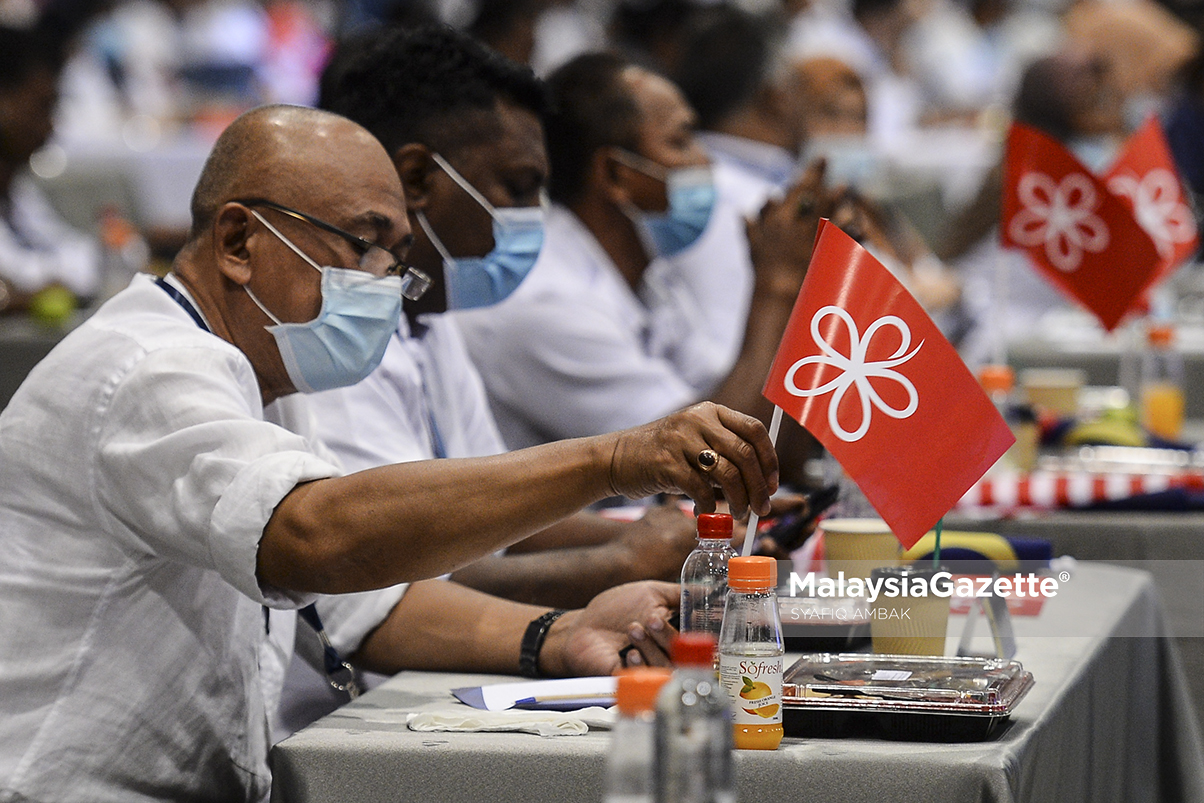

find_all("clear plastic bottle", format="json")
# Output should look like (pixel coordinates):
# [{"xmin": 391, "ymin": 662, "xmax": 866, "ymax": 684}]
[
  {"xmin": 1140, "ymin": 323, "xmax": 1185, "ymax": 441},
  {"xmin": 977, "ymin": 364, "xmax": 1038, "ymax": 473},
  {"xmin": 654, "ymin": 634, "xmax": 735, "ymax": 803},
  {"xmin": 604, "ymin": 668, "xmax": 673, "ymax": 803},
  {"xmin": 718, "ymin": 556, "xmax": 784, "ymax": 750},
  {"xmin": 680, "ymin": 513, "xmax": 737, "ymax": 641}
]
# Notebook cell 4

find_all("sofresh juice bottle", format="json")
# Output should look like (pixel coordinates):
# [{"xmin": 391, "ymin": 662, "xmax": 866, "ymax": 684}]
[{"xmin": 718, "ymin": 556, "xmax": 784, "ymax": 750}]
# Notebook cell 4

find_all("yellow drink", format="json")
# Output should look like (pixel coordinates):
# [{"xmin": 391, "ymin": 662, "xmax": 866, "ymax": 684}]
[
  {"xmin": 733, "ymin": 723, "xmax": 784, "ymax": 750},
  {"xmin": 1141, "ymin": 382, "xmax": 1185, "ymax": 440}
]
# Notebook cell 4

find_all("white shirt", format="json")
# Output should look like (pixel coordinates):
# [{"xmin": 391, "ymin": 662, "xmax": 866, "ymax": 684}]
[
  {"xmin": 646, "ymin": 156, "xmax": 776, "ymax": 395},
  {"xmin": 269, "ymin": 315, "xmax": 507, "ymax": 741},
  {"xmin": 0, "ymin": 174, "xmax": 100, "ymax": 297},
  {"xmin": 0, "ymin": 273, "xmax": 340, "ymax": 802},
  {"xmin": 307, "ymin": 314, "xmax": 507, "ymax": 470},
  {"xmin": 452, "ymin": 204, "xmax": 700, "ymax": 449}
]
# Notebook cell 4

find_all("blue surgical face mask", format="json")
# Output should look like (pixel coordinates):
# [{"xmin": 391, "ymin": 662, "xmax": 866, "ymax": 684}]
[
  {"xmin": 415, "ymin": 153, "xmax": 545, "ymax": 310},
  {"xmin": 246, "ymin": 210, "xmax": 402, "ymax": 393},
  {"xmin": 612, "ymin": 148, "xmax": 716, "ymax": 258}
]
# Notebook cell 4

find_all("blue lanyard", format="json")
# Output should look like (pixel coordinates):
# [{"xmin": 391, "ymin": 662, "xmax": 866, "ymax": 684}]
[{"xmin": 155, "ymin": 275, "xmax": 360, "ymax": 698}]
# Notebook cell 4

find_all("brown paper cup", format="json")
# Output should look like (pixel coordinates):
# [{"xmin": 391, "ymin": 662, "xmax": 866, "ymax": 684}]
[
  {"xmin": 869, "ymin": 565, "xmax": 950, "ymax": 656},
  {"xmin": 821, "ymin": 518, "xmax": 901, "ymax": 581}
]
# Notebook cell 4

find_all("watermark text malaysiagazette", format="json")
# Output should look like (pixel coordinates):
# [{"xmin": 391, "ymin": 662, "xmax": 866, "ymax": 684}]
[{"xmin": 788, "ymin": 571, "xmax": 1060, "ymax": 604}]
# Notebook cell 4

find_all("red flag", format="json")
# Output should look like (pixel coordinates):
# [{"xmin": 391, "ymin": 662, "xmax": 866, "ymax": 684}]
[
  {"xmin": 1001, "ymin": 122, "xmax": 1160, "ymax": 331},
  {"xmin": 763, "ymin": 220, "xmax": 1014, "ymax": 549},
  {"xmin": 1104, "ymin": 116, "xmax": 1199, "ymax": 282}
]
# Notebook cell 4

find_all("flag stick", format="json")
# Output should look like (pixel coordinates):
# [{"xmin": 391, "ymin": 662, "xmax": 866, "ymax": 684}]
[
  {"xmin": 992, "ymin": 246, "xmax": 1010, "ymax": 367},
  {"xmin": 742, "ymin": 405, "xmax": 784, "ymax": 557},
  {"xmin": 932, "ymin": 516, "xmax": 944, "ymax": 569}
]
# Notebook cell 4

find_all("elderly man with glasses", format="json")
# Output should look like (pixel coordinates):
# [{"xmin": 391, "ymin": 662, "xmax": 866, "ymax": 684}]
[{"xmin": 0, "ymin": 104, "xmax": 777, "ymax": 801}]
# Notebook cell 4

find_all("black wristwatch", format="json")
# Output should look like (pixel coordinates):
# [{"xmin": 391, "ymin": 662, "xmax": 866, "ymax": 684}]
[{"xmin": 519, "ymin": 609, "xmax": 567, "ymax": 678}]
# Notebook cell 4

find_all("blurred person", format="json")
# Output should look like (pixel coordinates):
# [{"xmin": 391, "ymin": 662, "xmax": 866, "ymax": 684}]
[
  {"xmin": 795, "ymin": 55, "xmax": 868, "ymax": 138},
  {"xmin": 466, "ymin": 0, "xmax": 551, "ymax": 66},
  {"xmin": 1064, "ymin": 0, "xmax": 1198, "ymax": 130},
  {"xmin": 55, "ymin": 0, "xmax": 330, "ymax": 145},
  {"xmin": 790, "ymin": 0, "xmax": 925, "ymax": 144},
  {"xmin": 900, "ymin": 0, "xmax": 1061, "ymax": 122},
  {"xmin": 673, "ymin": 9, "xmax": 960, "ymax": 338},
  {"xmin": 452, "ymin": 51, "xmax": 830, "ymax": 467},
  {"xmin": 0, "ymin": 103, "xmax": 779, "ymax": 799},
  {"xmin": 0, "ymin": 24, "xmax": 100, "ymax": 312}
]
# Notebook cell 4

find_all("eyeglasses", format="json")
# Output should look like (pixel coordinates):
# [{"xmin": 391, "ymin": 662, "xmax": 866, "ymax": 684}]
[{"xmin": 233, "ymin": 197, "xmax": 432, "ymax": 301}]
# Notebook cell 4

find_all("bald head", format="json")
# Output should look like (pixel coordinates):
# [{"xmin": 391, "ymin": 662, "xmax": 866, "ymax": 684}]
[
  {"xmin": 793, "ymin": 56, "xmax": 867, "ymax": 137},
  {"xmin": 188, "ymin": 105, "xmax": 400, "ymax": 241}
]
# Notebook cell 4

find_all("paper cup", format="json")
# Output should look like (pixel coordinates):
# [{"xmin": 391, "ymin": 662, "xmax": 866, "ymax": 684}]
[
  {"xmin": 1020, "ymin": 368, "xmax": 1085, "ymax": 417},
  {"xmin": 821, "ymin": 518, "xmax": 901, "ymax": 581},
  {"xmin": 869, "ymin": 565, "xmax": 950, "ymax": 656}
]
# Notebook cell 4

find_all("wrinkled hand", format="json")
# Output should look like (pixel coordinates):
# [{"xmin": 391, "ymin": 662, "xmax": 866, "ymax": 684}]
[
  {"xmin": 607, "ymin": 402, "xmax": 778, "ymax": 520},
  {"xmin": 613, "ymin": 503, "xmax": 698, "ymax": 582},
  {"xmin": 540, "ymin": 581, "xmax": 679, "ymax": 677},
  {"xmin": 745, "ymin": 158, "xmax": 837, "ymax": 298}
]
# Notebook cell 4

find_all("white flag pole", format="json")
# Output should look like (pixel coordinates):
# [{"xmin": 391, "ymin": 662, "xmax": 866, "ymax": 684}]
[
  {"xmin": 992, "ymin": 245, "xmax": 1010, "ymax": 367},
  {"xmin": 741, "ymin": 405, "xmax": 784, "ymax": 557}
]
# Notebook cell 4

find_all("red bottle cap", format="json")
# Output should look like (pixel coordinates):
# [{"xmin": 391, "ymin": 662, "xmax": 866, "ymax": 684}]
[
  {"xmin": 697, "ymin": 512, "xmax": 734, "ymax": 540},
  {"xmin": 670, "ymin": 633, "xmax": 718, "ymax": 667}
]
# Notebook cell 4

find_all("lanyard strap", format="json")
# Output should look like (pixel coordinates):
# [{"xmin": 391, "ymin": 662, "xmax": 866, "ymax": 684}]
[{"xmin": 155, "ymin": 275, "xmax": 360, "ymax": 698}]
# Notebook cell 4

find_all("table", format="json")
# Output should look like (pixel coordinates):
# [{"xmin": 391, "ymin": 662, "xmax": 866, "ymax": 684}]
[
  {"xmin": 948, "ymin": 510, "xmax": 1204, "ymax": 728},
  {"xmin": 0, "ymin": 315, "xmax": 81, "ymax": 409},
  {"xmin": 270, "ymin": 564, "xmax": 1204, "ymax": 803}
]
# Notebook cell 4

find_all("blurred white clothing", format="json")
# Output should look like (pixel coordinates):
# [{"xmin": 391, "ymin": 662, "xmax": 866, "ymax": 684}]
[
  {"xmin": 452, "ymin": 204, "xmax": 700, "ymax": 448},
  {"xmin": 0, "ymin": 174, "xmax": 100, "ymax": 297}
]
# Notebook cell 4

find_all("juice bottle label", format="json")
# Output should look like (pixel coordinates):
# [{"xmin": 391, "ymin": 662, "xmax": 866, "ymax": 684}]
[{"xmin": 719, "ymin": 654, "xmax": 783, "ymax": 725}]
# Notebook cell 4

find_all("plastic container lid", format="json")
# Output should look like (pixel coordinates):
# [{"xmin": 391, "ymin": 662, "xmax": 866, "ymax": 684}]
[
  {"xmin": 615, "ymin": 668, "xmax": 673, "ymax": 713},
  {"xmin": 1148, "ymin": 323, "xmax": 1175, "ymax": 348},
  {"xmin": 697, "ymin": 512, "xmax": 734, "ymax": 540},
  {"xmin": 670, "ymin": 633, "xmax": 718, "ymax": 667},
  {"xmin": 977, "ymin": 364, "xmax": 1015, "ymax": 395},
  {"xmin": 728, "ymin": 555, "xmax": 776, "ymax": 591}
]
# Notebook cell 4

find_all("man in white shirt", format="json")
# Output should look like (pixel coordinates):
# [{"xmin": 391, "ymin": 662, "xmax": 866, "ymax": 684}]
[
  {"xmin": 453, "ymin": 51, "xmax": 826, "ymax": 457},
  {"xmin": 0, "ymin": 104, "xmax": 778, "ymax": 800}
]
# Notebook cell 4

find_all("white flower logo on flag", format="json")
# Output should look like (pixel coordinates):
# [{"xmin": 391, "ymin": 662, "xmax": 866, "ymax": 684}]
[
  {"xmin": 1008, "ymin": 172, "xmax": 1110, "ymax": 272},
  {"xmin": 1107, "ymin": 168, "xmax": 1196, "ymax": 260},
  {"xmin": 782, "ymin": 305, "xmax": 923, "ymax": 443}
]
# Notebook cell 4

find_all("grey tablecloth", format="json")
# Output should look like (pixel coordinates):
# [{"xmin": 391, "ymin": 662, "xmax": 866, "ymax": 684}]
[{"xmin": 270, "ymin": 564, "xmax": 1204, "ymax": 803}]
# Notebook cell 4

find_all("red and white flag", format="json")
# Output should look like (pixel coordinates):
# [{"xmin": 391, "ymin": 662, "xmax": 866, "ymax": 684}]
[
  {"xmin": 1104, "ymin": 116, "xmax": 1199, "ymax": 282},
  {"xmin": 1001, "ymin": 122, "xmax": 1161, "ymax": 331},
  {"xmin": 763, "ymin": 220, "xmax": 1013, "ymax": 549}
]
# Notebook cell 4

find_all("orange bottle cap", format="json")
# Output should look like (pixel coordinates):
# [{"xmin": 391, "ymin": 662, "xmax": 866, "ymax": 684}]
[
  {"xmin": 697, "ymin": 512, "xmax": 734, "ymax": 540},
  {"xmin": 977, "ymin": 364, "xmax": 1014, "ymax": 395},
  {"xmin": 614, "ymin": 668, "xmax": 673, "ymax": 713},
  {"xmin": 728, "ymin": 555, "xmax": 776, "ymax": 591},
  {"xmin": 670, "ymin": 633, "xmax": 718, "ymax": 667},
  {"xmin": 1148, "ymin": 323, "xmax": 1175, "ymax": 347}
]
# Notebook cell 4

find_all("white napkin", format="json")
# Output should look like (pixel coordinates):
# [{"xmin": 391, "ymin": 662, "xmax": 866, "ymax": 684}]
[{"xmin": 404, "ymin": 706, "xmax": 616, "ymax": 738}]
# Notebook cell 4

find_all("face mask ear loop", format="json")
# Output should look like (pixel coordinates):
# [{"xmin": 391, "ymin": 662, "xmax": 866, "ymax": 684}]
[
  {"xmin": 249, "ymin": 209, "xmax": 325, "ymax": 273},
  {"xmin": 430, "ymin": 153, "xmax": 501, "ymax": 221},
  {"xmin": 609, "ymin": 147, "xmax": 669, "ymax": 183},
  {"xmin": 414, "ymin": 210, "xmax": 455, "ymax": 263},
  {"xmin": 244, "ymin": 285, "xmax": 285, "ymax": 327}
]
